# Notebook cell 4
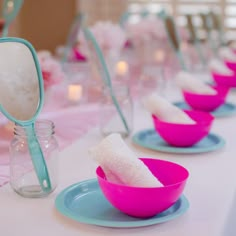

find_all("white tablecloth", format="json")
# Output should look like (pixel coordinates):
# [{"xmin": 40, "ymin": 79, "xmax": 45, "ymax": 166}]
[{"xmin": 1, "ymin": 89, "xmax": 236, "ymax": 236}]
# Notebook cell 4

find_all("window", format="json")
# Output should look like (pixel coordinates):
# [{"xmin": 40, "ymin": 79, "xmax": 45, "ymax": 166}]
[{"xmin": 128, "ymin": 0, "xmax": 236, "ymax": 30}]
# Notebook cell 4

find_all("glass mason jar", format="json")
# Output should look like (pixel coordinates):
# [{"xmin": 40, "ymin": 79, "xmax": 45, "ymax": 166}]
[
  {"xmin": 9, "ymin": 120, "xmax": 59, "ymax": 198},
  {"xmin": 100, "ymin": 84, "xmax": 133, "ymax": 138}
]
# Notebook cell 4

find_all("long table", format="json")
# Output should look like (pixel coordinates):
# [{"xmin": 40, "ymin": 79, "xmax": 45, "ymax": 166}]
[{"xmin": 0, "ymin": 87, "xmax": 236, "ymax": 236}]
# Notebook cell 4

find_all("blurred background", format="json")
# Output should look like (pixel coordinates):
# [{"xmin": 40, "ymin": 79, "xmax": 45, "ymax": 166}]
[{"xmin": 7, "ymin": 0, "xmax": 236, "ymax": 52}]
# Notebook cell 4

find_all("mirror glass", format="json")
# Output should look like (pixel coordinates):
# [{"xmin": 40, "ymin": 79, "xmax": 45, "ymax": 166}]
[{"xmin": 0, "ymin": 41, "xmax": 40, "ymax": 121}]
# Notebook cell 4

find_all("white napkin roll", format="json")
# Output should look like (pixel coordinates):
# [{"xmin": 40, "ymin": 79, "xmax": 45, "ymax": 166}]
[
  {"xmin": 218, "ymin": 47, "xmax": 236, "ymax": 62},
  {"xmin": 89, "ymin": 133, "xmax": 163, "ymax": 187},
  {"xmin": 175, "ymin": 71, "xmax": 217, "ymax": 95},
  {"xmin": 143, "ymin": 93, "xmax": 196, "ymax": 124},
  {"xmin": 208, "ymin": 59, "xmax": 234, "ymax": 76}
]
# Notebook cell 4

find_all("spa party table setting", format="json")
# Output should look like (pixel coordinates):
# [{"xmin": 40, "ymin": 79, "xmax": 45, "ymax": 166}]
[
  {"xmin": 1, "ymin": 29, "xmax": 236, "ymax": 235},
  {"xmin": 1, "ymin": 4, "xmax": 236, "ymax": 235},
  {"xmin": 1, "ymin": 72, "xmax": 236, "ymax": 236}
]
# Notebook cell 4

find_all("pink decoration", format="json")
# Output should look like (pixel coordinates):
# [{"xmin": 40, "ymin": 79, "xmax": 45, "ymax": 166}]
[
  {"xmin": 73, "ymin": 47, "xmax": 87, "ymax": 61},
  {"xmin": 37, "ymin": 51, "xmax": 65, "ymax": 90},
  {"xmin": 125, "ymin": 16, "xmax": 167, "ymax": 46},
  {"xmin": 79, "ymin": 21, "xmax": 127, "ymax": 57}
]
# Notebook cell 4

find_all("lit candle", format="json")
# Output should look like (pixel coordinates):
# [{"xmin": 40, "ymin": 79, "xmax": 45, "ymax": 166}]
[
  {"xmin": 154, "ymin": 49, "xmax": 165, "ymax": 63},
  {"xmin": 116, "ymin": 61, "xmax": 129, "ymax": 76},
  {"xmin": 68, "ymin": 84, "xmax": 83, "ymax": 103}
]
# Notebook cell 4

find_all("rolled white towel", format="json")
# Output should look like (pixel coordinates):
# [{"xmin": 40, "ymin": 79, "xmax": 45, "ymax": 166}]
[
  {"xmin": 89, "ymin": 133, "xmax": 163, "ymax": 187},
  {"xmin": 175, "ymin": 71, "xmax": 217, "ymax": 95},
  {"xmin": 218, "ymin": 47, "xmax": 236, "ymax": 62},
  {"xmin": 208, "ymin": 59, "xmax": 234, "ymax": 76},
  {"xmin": 143, "ymin": 93, "xmax": 196, "ymax": 124}
]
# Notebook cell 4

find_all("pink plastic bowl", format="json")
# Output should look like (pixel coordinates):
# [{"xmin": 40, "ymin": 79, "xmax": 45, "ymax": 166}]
[
  {"xmin": 152, "ymin": 110, "xmax": 214, "ymax": 147},
  {"xmin": 183, "ymin": 86, "xmax": 229, "ymax": 112},
  {"xmin": 96, "ymin": 158, "xmax": 189, "ymax": 218},
  {"xmin": 211, "ymin": 71, "xmax": 236, "ymax": 87},
  {"xmin": 225, "ymin": 60, "xmax": 236, "ymax": 71}
]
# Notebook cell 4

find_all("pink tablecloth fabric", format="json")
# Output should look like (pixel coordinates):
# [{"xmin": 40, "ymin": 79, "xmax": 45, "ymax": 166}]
[{"xmin": 0, "ymin": 102, "xmax": 100, "ymax": 186}]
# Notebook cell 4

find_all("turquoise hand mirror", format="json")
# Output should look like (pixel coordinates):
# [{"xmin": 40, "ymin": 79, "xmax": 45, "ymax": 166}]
[
  {"xmin": 162, "ymin": 15, "xmax": 187, "ymax": 70},
  {"xmin": 186, "ymin": 14, "xmax": 206, "ymax": 65},
  {"xmin": 62, "ymin": 12, "xmax": 84, "ymax": 62},
  {"xmin": 83, "ymin": 28, "xmax": 130, "ymax": 135},
  {"xmin": 2, "ymin": 0, "xmax": 24, "ymax": 37},
  {"xmin": 0, "ymin": 37, "xmax": 51, "ymax": 192}
]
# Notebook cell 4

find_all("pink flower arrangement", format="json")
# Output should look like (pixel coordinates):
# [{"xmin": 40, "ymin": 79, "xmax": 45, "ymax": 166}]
[
  {"xmin": 78, "ymin": 21, "xmax": 127, "ymax": 57},
  {"xmin": 37, "ymin": 50, "xmax": 65, "ymax": 90},
  {"xmin": 125, "ymin": 16, "xmax": 167, "ymax": 46},
  {"xmin": 125, "ymin": 15, "xmax": 190, "ymax": 46}
]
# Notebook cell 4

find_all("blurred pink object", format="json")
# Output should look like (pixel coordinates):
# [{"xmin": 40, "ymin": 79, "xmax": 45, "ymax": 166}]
[
  {"xmin": 125, "ymin": 16, "xmax": 167, "ymax": 46},
  {"xmin": 73, "ymin": 47, "xmax": 87, "ymax": 61},
  {"xmin": 218, "ymin": 47, "xmax": 236, "ymax": 71},
  {"xmin": 152, "ymin": 110, "xmax": 214, "ymax": 147},
  {"xmin": 225, "ymin": 60, "xmax": 236, "ymax": 72},
  {"xmin": 183, "ymin": 86, "xmax": 229, "ymax": 111},
  {"xmin": 125, "ymin": 16, "xmax": 189, "ymax": 46},
  {"xmin": 212, "ymin": 71, "xmax": 236, "ymax": 87},
  {"xmin": 97, "ymin": 157, "xmax": 189, "ymax": 218},
  {"xmin": 37, "ymin": 50, "xmax": 65, "ymax": 90},
  {"xmin": 79, "ymin": 21, "xmax": 127, "ymax": 57}
]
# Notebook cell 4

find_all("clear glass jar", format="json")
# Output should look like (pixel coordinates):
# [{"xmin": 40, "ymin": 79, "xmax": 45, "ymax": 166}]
[
  {"xmin": 9, "ymin": 120, "xmax": 59, "ymax": 198},
  {"xmin": 100, "ymin": 84, "xmax": 133, "ymax": 138}
]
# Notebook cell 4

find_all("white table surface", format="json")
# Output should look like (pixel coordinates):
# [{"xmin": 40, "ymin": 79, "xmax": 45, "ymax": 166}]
[{"xmin": 1, "ymin": 89, "xmax": 236, "ymax": 236}]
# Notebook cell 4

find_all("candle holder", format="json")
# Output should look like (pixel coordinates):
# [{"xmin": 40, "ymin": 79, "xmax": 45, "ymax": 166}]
[
  {"xmin": 100, "ymin": 83, "xmax": 133, "ymax": 138},
  {"xmin": 62, "ymin": 61, "xmax": 88, "ymax": 106}
]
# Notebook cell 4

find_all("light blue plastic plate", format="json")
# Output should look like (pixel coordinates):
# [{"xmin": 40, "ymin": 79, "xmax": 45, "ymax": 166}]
[
  {"xmin": 132, "ymin": 129, "xmax": 225, "ymax": 154},
  {"xmin": 174, "ymin": 101, "xmax": 236, "ymax": 117},
  {"xmin": 55, "ymin": 179, "xmax": 189, "ymax": 228}
]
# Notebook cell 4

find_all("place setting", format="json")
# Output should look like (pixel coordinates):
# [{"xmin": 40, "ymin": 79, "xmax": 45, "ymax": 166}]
[
  {"xmin": 161, "ymin": 8, "xmax": 236, "ymax": 119},
  {"xmin": 173, "ymin": 69, "xmax": 236, "ymax": 118},
  {"xmin": 132, "ymin": 93, "xmax": 226, "ymax": 154},
  {"xmin": 55, "ymin": 133, "xmax": 190, "ymax": 228}
]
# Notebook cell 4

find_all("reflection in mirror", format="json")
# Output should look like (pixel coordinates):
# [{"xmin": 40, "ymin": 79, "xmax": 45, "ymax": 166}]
[
  {"xmin": 0, "ymin": 42, "xmax": 40, "ymax": 121},
  {"xmin": 0, "ymin": 19, "xmax": 4, "ymax": 32}
]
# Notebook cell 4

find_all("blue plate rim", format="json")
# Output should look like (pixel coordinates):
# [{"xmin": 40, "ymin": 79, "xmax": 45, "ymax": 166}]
[
  {"xmin": 174, "ymin": 101, "xmax": 236, "ymax": 117},
  {"xmin": 132, "ymin": 129, "xmax": 225, "ymax": 154},
  {"xmin": 55, "ymin": 179, "xmax": 189, "ymax": 228}
]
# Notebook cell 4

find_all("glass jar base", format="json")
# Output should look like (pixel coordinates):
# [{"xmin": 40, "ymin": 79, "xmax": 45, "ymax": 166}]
[{"xmin": 13, "ymin": 185, "xmax": 53, "ymax": 198}]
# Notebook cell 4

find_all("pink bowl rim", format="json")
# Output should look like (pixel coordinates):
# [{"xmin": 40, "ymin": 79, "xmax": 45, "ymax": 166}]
[
  {"xmin": 225, "ymin": 59, "xmax": 236, "ymax": 64},
  {"xmin": 211, "ymin": 71, "xmax": 235, "ymax": 77},
  {"xmin": 182, "ymin": 85, "xmax": 229, "ymax": 97},
  {"xmin": 152, "ymin": 110, "xmax": 214, "ymax": 126},
  {"xmin": 96, "ymin": 158, "xmax": 189, "ymax": 189}
]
